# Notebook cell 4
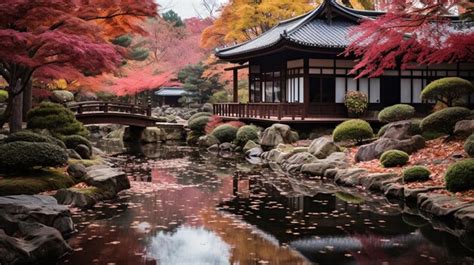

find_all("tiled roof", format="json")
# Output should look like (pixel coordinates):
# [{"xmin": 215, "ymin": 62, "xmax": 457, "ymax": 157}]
[
  {"xmin": 155, "ymin": 87, "xmax": 185, "ymax": 97},
  {"xmin": 285, "ymin": 19, "xmax": 355, "ymax": 48}
]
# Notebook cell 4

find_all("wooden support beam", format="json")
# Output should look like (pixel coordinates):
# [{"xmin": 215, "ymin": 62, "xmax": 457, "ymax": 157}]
[{"xmin": 233, "ymin": 68, "xmax": 239, "ymax": 103}]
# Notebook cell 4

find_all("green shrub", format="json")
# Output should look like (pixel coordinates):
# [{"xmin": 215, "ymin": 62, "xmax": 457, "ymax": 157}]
[
  {"xmin": 212, "ymin": 124, "xmax": 238, "ymax": 143},
  {"xmin": 63, "ymin": 135, "xmax": 92, "ymax": 152},
  {"xmin": 464, "ymin": 134, "xmax": 474, "ymax": 157},
  {"xmin": 0, "ymin": 169, "xmax": 75, "ymax": 196},
  {"xmin": 378, "ymin": 104, "xmax": 415, "ymax": 123},
  {"xmin": 27, "ymin": 102, "xmax": 89, "ymax": 137},
  {"xmin": 236, "ymin": 125, "xmax": 259, "ymax": 146},
  {"xmin": 421, "ymin": 77, "xmax": 474, "ymax": 107},
  {"xmin": 403, "ymin": 166, "xmax": 431, "ymax": 183},
  {"xmin": 333, "ymin": 119, "xmax": 373, "ymax": 143},
  {"xmin": 0, "ymin": 90, "xmax": 8, "ymax": 103},
  {"xmin": 188, "ymin": 116, "xmax": 211, "ymax": 134},
  {"xmin": 0, "ymin": 141, "xmax": 68, "ymax": 173},
  {"xmin": 421, "ymin": 107, "xmax": 471, "ymax": 135},
  {"xmin": 188, "ymin": 112, "xmax": 211, "ymax": 122},
  {"xmin": 5, "ymin": 131, "xmax": 66, "ymax": 148},
  {"xmin": 344, "ymin": 91, "xmax": 368, "ymax": 116},
  {"xmin": 445, "ymin": 159, "xmax": 474, "ymax": 192},
  {"xmin": 380, "ymin": 150, "xmax": 409, "ymax": 167},
  {"xmin": 377, "ymin": 119, "xmax": 422, "ymax": 137}
]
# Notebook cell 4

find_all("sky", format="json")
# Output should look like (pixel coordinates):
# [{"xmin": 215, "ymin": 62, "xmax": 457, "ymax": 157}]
[{"xmin": 156, "ymin": 0, "xmax": 227, "ymax": 19}]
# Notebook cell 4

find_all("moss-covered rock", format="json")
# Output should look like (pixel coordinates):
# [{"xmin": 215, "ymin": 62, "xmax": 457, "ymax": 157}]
[
  {"xmin": 0, "ymin": 169, "xmax": 75, "ymax": 196},
  {"xmin": 464, "ymin": 134, "xmax": 474, "ymax": 157},
  {"xmin": 27, "ymin": 102, "xmax": 89, "ymax": 137},
  {"xmin": 236, "ymin": 125, "xmax": 259, "ymax": 146},
  {"xmin": 333, "ymin": 119, "xmax": 373, "ymax": 143},
  {"xmin": 63, "ymin": 135, "xmax": 92, "ymax": 152},
  {"xmin": 445, "ymin": 159, "xmax": 474, "ymax": 192},
  {"xmin": 403, "ymin": 166, "xmax": 431, "ymax": 183},
  {"xmin": 0, "ymin": 141, "xmax": 68, "ymax": 173},
  {"xmin": 212, "ymin": 124, "xmax": 238, "ymax": 143},
  {"xmin": 378, "ymin": 104, "xmax": 415, "ymax": 123},
  {"xmin": 380, "ymin": 150, "xmax": 409, "ymax": 168},
  {"xmin": 421, "ymin": 107, "xmax": 471, "ymax": 135}
]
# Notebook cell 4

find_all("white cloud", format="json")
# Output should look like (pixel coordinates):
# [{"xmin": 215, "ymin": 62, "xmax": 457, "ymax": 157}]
[{"xmin": 156, "ymin": 0, "xmax": 227, "ymax": 19}]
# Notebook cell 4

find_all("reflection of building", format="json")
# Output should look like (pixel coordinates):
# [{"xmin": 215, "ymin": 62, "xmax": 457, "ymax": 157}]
[{"xmin": 154, "ymin": 86, "xmax": 186, "ymax": 107}]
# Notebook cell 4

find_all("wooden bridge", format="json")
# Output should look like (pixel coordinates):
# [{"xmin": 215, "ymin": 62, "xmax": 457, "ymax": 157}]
[{"xmin": 67, "ymin": 101, "xmax": 159, "ymax": 127}]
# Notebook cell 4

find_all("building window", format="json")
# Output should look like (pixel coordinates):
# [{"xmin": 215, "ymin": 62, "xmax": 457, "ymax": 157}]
[
  {"xmin": 286, "ymin": 68, "xmax": 304, "ymax": 103},
  {"xmin": 261, "ymin": 71, "xmax": 281, "ymax": 103}
]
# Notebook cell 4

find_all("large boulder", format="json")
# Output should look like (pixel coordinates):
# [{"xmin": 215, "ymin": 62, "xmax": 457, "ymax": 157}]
[
  {"xmin": 54, "ymin": 188, "xmax": 98, "ymax": 208},
  {"xmin": 355, "ymin": 120, "xmax": 425, "ymax": 162},
  {"xmin": 454, "ymin": 120, "xmax": 474, "ymax": 137},
  {"xmin": 198, "ymin": 135, "xmax": 220, "ymax": 147},
  {"xmin": 50, "ymin": 90, "xmax": 74, "ymax": 103},
  {"xmin": 281, "ymin": 152, "xmax": 316, "ymax": 173},
  {"xmin": 301, "ymin": 152, "xmax": 348, "ymax": 176},
  {"xmin": 308, "ymin": 137, "xmax": 341, "ymax": 159},
  {"xmin": 141, "ymin": 127, "xmax": 164, "ymax": 143},
  {"xmin": 67, "ymin": 163, "xmax": 87, "ymax": 180},
  {"xmin": 243, "ymin": 140, "xmax": 259, "ymax": 153},
  {"xmin": 74, "ymin": 144, "xmax": 91, "ymax": 160},
  {"xmin": 0, "ymin": 195, "xmax": 74, "ymax": 236},
  {"xmin": 83, "ymin": 165, "xmax": 130, "ymax": 196},
  {"xmin": 260, "ymin": 124, "xmax": 298, "ymax": 148}
]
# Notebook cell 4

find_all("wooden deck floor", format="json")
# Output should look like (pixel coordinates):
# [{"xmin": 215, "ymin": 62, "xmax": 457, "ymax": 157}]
[{"xmin": 220, "ymin": 115, "xmax": 381, "ymax": 125}]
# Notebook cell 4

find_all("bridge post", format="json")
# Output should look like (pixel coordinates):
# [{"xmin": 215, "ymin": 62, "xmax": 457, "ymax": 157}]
[{"xmin": 104, "ymin": 103, "xmax": 109, "ymax": 113}]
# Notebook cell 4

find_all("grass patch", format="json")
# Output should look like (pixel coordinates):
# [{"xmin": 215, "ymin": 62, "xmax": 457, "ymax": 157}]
[
  {"xmin": 0, "ymin": 169, "xmax": 76, "ymax": 196},
  {"xmin": 68, "ymin": 157, "xmax": 104, "ymax": 167}
]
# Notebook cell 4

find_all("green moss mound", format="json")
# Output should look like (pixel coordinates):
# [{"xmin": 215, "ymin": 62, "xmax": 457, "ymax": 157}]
[
  {"xmin": 378, "ymin": 104, "xmax": 415, "ymax": 123},
  {"xmin": 403, "ymin": 166, "xmax": 431, "ymax": 183},
  {"xmin": 0, "ymin": 169, "xmax": 75, "ymax": 196},
  {"xmin": 0, "ymin": 90, "xmax": 8, "ymax": 103},
  {"xmin": 212, "ymin": 124, "xmax": 238, "ymax": 143},
  {"xmin": 188, "ymin": 112, "xmax": 211, "ymax": 122},
  {"xmin": 27, "ymin": 102, "xmax": 89, "ymax": 137},
  {"xmin": 5, "ymin": 130, "xmax": 66, "ymax": 148},
  {"xmin": 421, "ymin": 107, "xmax": 471, "ymax": 135},
  {"xmin": 63, "ymin": 135, "xmax": 92, "ymax": 151},
  {"xmin": 464, "ymin": 134, "xmax": 474, "ymax": 157},
  {"xmin": 421, "ymin": 77, "xmax": 474, "ymax": 106},
  {"xmin": 0, "ymin": 141, "xmax": 68, "ymax": 173},
  {"xmin": 188, "ymin": 115, "xmax": 211, "ymax": 134},
  {"xmin": 333, "ymin": 119, "xmax": 373, "ymax": 143},
  {"xmin": 445, "ymin": 159, "xmax": 474, "ymax": 192},
  {"xmin": 380, "ymin": 150, "xmax": 409, "ymax": 168},
  {"xmin": 236, "ymin": 125, "xmax": 259, "ymax": 146}
]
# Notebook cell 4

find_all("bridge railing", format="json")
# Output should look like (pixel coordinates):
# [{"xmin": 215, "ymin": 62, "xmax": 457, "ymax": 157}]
[{"xmin": 67, "ymin": 101, "xmax": 152, "ymax": 116}]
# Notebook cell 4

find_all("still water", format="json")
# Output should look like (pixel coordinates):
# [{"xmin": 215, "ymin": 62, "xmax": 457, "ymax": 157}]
[{"xmin": 60, "ymin": 144, "xmax": 474, "ymax": 265}]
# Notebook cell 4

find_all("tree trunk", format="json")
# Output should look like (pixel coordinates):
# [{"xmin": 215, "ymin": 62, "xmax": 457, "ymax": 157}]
[
  {"xmin": 9, "ymin": 91, "xmax": 23, "ymax": 133},
  {"xmin": 22, "ymin": 79, "xmax": 32, "ymax": 121}
]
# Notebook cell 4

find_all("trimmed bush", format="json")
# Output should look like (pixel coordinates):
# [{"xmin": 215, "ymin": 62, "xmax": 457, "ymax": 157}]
[
  {"xmin": 377, "ymin": 119, "xmax": 422, "ymax": 137},
  {"xmin": 465, "ymin": 134, "xmax": 474, "ymax": 157},
  {"xmin": 63, "ymin": 135, "xmax": 92, "ymax": 152},
  {"xmin": 0, "ymin": 141, "xmax": 68, "ymax": 173},
  {"xmin": 333, "ymin": 119, "xmax": 373, "ymax": 143},
  {"xmin": 5, "ymin": 131, "xmax": 66, "ymax": 148},
  {"xmin": 378, "ymin": 104, "xmax": 415, "ymax": 123},
  {"xmin": 0, "ymin": 90, "xmax": 8, "ymax": 103},
  {"xmin": 236, "ymin": 125, "xmax": 259, "ymax": 146},
  {"xmin": 403, "ymin": 166, "xmax": 431, "ymax": 183},
  {"xmin": 445, "ymin": 159, "xmax": 474, "ymax": 192},
  {"xmin": 380, "ymin": 150, "xmax": 409, "ymax": 167},
  {"xmin": 421, "ymin": 77, "xmax": 474, "ymax": 107},
  {"xmin": 344, "ymin": 91, "xmax": 368, "ymax": 116},
  {"xmin": 188, "ymin": 112, "xmax": 211, "ymax": 122},
  {"xmin": 188, "ymin": 115, "xmax": 211, "ymax": 134},
  {"xmin": 421, "ymin": 107, "xmax": 471, "ymax": 135},
  {"xmin": 27, "ymin": 102, "xmax": 89, "ymax": 137},
  {"xmin": 212, "ymin": 124, "xmax": 238, "ymax": 143}
]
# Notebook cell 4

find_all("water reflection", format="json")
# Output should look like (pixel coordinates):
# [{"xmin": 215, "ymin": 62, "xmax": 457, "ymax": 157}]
[
  {"xmin": 146, "ymin": 226, "xmax": 231, "ymax": 265},
  {"xmin": 60, "ymin": 143, "xmax": 474, "ymax": 265}
]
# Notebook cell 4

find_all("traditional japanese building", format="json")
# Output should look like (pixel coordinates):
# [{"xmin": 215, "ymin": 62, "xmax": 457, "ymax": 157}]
[
  {"xmin": 154, "ymin": 86, "xmax": 186, "ymax": 107},
  {"xmin": 214, "ymin": 0, "xmax": 473, "ymax": 121}
]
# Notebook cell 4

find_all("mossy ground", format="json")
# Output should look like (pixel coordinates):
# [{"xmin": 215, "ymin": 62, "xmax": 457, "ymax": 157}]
[
  {"xmin": 68, "ymin": 156, "xmax": 104, "ymax": 167},
  {"xmin": 0, "ymin": 169, "xmax": 76, "ymax": 196}
]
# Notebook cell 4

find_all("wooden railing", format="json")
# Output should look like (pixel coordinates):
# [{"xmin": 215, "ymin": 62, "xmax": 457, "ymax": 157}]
[
  {"xmin": 213, "ymin": 103, "xmax": 306, "ymax": 120},
  {"xmin": 67, "ymin": 101, "xmax": 152, "ymax": 116}
]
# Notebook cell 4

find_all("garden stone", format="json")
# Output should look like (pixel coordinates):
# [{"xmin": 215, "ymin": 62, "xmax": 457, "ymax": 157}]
[
  {"xmin": 202, "ymin": 103, "xmax": 213, "ymax": 112},
  {"xmin": 384, "ymin": 183, "xmax": 404, "ymax": 198},
  {"xmin": 355, "ymin": 135, "xmax": 425, "ymax": 162},
  {"xmin": 261, "ymin": 149, "xmax": 285, "ymax": 162},
  {"xmin": 141, "ymin": 127, "xmax": 164, "ymax": 143},
  {"xmin": 207, "ymin": 144, "xmax": 219, "ymax": 153},
  {"xmin": 51, "ymin": 90, "xmax": 74, "ymax": 103},
  {"xmin": 54, "ymin": 188, "xmax": 97, "ymax": 208},
  {"xmin": 84, "ymin": 165, "xmax": 130, "ymax": 195},
  {"xmin": 454, "ymin": 120, "xmax": 474, "ymax": 137},
  {"xmin": 364, "ymin": 173, "xmax": 399, "ymax": 191},
  {"xmin": 382, "ymin": 120, "xmax": 414, "ymax": 140},
  {"xmin": 276, "ymin": 147, "xmax": 309, "ymax": 164},
  {"xmin": 308, "ymin": 137, "xmax": 341, "ymax": 159},
  {"xmin": 282, "ymin": 152, "xmax": 316, "ymax": 172},
  {"xmin": 0, "ymin": 195, "xmax": 74, "ymax": 236},
  {"xmin": 243, "ymin": 140, "xmax": 259, "ymax": 153},
  {"xmin": 67, "ymin": 163, "xmax": 87, "ymax": 180},
  {"xmin": 454, "ymin": 205, "xmax": 474, "ymax": 232},
  {"xmin": 301, "ymin": 152, "xmax": 348, "ymax": 176},
  {"xmin": 334, "ymin": 168, "xmax": 369, "ymax": 186},
  {"xmin": 246, "ymin": 147, "xmax": 263, "ymax": 158},
  {"xmin": 198, "ymin": 135, "xmax": 220, "ymax": 147},
  {"xmin": 219, "ymin": 142, "xmax": 235, "ymax": 151},
  {"xmin": 403, "ymin": 187, "xmax": 444, "ymax": 201},
  {"xmin": 75, "ymin": 144, "xmax": 91, "ymax": 159},
  {"xmin": 417, "ymin": 193, "xmax": 471, "ymax": 217},
  {"xmin": 0, "ymin": 134, "xmax": 7, "ymax": 141},
  {"xmin": 260, "ymin": 124, "xmax": 298, "ymax": 148},
  {"xmin": 67, "ymin": 149, "xmax": 82, "ymax": 160}
]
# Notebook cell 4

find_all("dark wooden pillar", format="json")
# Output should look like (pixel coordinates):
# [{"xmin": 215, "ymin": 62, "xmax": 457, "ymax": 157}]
[
  {"xmin": 233, "ymin": 68, "xmax": 239, "ymax": 103},
  {"xmin": 303, "ymin": 58, "xmax": 309, "ymax": 120}
]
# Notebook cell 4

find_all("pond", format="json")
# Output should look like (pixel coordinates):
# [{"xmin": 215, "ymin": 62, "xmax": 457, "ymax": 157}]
[{"xmin": 60, "ymin": 143, "xmax": 474, "ymax": 265}]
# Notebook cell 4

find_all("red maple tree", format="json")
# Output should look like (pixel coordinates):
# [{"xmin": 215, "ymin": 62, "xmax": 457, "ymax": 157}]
[
  {"xmin": 0, "ymin": 0, "xmax": 157, "ymax": 131},
  {"xmin": 345, "ymin": 0, "xmax": 474, "ymax": 78}
]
